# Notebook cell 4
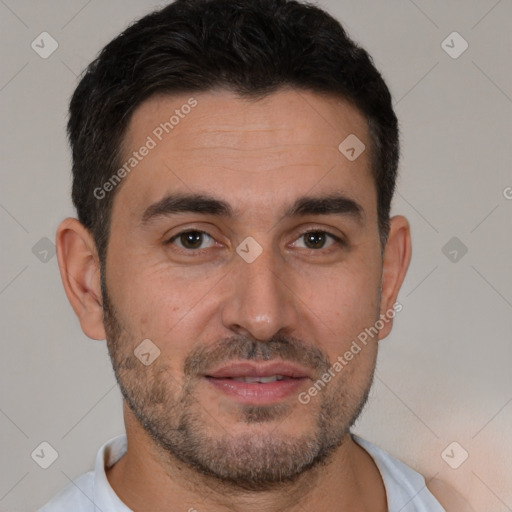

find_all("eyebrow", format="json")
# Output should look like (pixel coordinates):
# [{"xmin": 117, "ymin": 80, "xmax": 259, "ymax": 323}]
[{"xmin": 139, "ymin": 192, "xmax": 365, "ymax": 226}]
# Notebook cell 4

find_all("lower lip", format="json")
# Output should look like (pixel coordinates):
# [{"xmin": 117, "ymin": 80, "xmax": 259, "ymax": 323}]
[{"xmin": 205, "ymin": 377, "xmax": 308, "ymax": 404}]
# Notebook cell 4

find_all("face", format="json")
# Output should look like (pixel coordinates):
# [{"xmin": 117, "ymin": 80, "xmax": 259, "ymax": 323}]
[{"xmin": 101, "ymin": 89, "xmax": 386, "ymax": 486}]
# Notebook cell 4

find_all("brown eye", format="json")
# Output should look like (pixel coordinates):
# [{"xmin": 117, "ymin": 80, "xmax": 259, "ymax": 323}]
[
  {"xmin": 304, "ymin": 231, "xmax": 329, "ymax": 249},
  {"xmin": 167, "ymin": 230, "xmax": 215, "ymax": 250},
  {"xmin": 294, "ymin": 230, "xmax": 341, "ymax": 250}
]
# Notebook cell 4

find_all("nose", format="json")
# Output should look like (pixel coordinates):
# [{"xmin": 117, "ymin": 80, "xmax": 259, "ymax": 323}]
[{"xmin": 220, "ymin": 241, "xmax": 299, "ymax": 342}]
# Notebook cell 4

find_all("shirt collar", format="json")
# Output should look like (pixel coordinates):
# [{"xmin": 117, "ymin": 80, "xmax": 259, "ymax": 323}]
[{"xmin": 93, "ymin": 434, "xmax": 133, "ymax": 511}]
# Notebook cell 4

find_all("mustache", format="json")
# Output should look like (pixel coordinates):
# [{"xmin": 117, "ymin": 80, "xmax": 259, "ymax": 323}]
[{"xmin": 183, "ymin": 333, "xmax": 331, "ymax": 378}]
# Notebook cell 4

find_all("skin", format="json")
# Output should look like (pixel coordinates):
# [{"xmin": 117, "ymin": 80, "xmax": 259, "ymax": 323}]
[{"xmin": 56, "ymin": 88, "xmax": 413, "ymax": 512}]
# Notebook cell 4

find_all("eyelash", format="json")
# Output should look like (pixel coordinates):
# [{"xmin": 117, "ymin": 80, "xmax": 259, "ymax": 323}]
[{"xmin": 165, "ymin": 229, "xmax": 346, "ymax": 255}]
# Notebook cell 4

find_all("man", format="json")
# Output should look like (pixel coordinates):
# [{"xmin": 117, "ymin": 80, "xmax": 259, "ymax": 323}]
[{"xmin": 40, "ymin": 0, "xmax": 472, "ymax": 510}]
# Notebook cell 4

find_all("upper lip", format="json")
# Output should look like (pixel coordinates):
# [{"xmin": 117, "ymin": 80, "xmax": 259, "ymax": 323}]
[{"xmin": 205, "ymin": 361, "xmax": 312, "ymax": 379}]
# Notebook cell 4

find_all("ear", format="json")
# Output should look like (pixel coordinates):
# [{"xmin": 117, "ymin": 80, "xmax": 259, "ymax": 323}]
[
  {"xmin": 378, "ymin": 215, "xmax": 412, "ymax": 340},
  {"xmin": 56, "ymin": 218, "xmax": 106, "ymax": 340}
]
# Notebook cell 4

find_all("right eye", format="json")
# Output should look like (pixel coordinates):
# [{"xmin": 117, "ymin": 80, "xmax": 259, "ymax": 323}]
[{"xmin": 165, "ymin": 230, "xmax": 217, "ymax": 251}]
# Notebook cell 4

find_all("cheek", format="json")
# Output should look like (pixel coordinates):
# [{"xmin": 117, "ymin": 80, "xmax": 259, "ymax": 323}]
[
  {"xmin": 111, "ymin": 262, "xmax": 218, "ymax": 365},
  {"xmin": 308, "ymin": 265, "xmax": 380, "ymax": 323},
  {"xmin": 299, "ymin": 256, "xmax": 381, "ymax": 363}
]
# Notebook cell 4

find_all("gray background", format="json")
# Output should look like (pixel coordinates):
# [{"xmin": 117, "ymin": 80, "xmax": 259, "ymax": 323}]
[{"xmin": 1, "ymin": 1, "xmax": 511, "ymax": 510}]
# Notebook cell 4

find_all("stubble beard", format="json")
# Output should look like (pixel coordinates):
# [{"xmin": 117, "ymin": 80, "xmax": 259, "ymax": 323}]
[{"xmin": 100, "ymin": 271, "xmax": 377, "ymax": 490}]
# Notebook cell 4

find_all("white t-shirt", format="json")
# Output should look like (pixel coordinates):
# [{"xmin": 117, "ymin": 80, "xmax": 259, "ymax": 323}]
[{"xmin": 38, "ymin": 434, "xmax": 445, "ymax": 511}]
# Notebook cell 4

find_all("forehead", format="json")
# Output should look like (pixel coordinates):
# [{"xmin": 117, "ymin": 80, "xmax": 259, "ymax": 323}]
[{"xmin": 114, "ymin": 88, "xmax": 376, "ymax": 225}]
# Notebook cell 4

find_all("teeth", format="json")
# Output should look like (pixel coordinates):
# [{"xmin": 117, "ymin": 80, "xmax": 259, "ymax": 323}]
[{"xmin": 232, "ymin": 375, "xmax": 286, "ymax": 383}]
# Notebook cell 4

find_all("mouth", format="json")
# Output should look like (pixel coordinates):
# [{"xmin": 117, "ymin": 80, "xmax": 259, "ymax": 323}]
[{"xmin": 204, "ymin": 361, "xmax": 312, "ymax": 404}]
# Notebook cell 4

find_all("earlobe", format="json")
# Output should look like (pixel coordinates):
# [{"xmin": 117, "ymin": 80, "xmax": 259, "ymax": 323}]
[
  {"xmin": 56, "ymin": 218, "xmax": 106, "ymax": 340},
  {"xmin": 378, "ymin": 215, "xmax": 412, "ymax": 340}
]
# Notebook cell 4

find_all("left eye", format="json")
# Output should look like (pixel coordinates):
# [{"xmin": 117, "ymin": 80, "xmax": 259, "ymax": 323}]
[{"xmin": 293, "ymin": 231, "xmax": 341, "ymax": 250}]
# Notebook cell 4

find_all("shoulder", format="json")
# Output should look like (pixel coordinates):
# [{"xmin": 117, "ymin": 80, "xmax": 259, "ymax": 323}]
[
  {"xmin": 352, "ymin": 434, "xmax": 475, "ymax": 512},
  {"xmin": 37, "ymin": 471, "xmax": 95, "ymax": 512},
  {"xmin": 352, "ymin": 434, "xmax": 455, "ymax": 511},
  {"xmin": 426, "ymin": 478, "xmax": 475, "ymax": 512}
]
